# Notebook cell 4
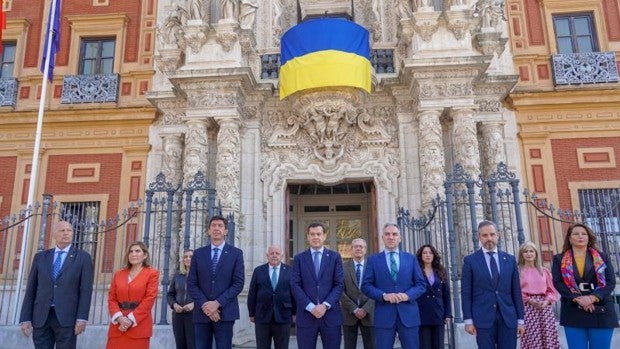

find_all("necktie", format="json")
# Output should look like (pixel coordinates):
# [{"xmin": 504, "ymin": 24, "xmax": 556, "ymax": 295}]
[
  {"xmin": 355, "ymin": 263, "xmax": 362, "ymax": 287},
  {"xmin": 212, "ymin": 247, "xmax": 220, "ymax": 274},
  {"xmin": 488, "ymin": 251, "xmax": 499, "ymax": 286},
  {"xmin": 313, "ymin": 251, "xmax": 321, "ymax": 277},
  {"xmin": 389, "ymin": 252, "xmax": 398, "ymax": 280},
  {"xmin": 271, "ymin": 267, "xmax": 278, "ymax": 290},
  {"xmin": 53, "ymin": 251, "xmax": 65, "ymax": 280}
]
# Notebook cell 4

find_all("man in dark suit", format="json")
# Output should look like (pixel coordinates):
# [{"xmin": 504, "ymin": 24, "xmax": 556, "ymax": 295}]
[
  {"xmin": 187, "ymin": 215, "xmax": 245, "ymax": 349},
  {"xmin": 361, "ymin": 223, "xmax": 426, "ymax": 349},
  {"xmin": 340, "ymin": 238, "xmax": 375, "ymax": 349},
  {"xmin": 461, "ymin": 220, "xmax": 525, "ymax": 349},
  {"xmin": 19, "ymin": 220, "xmax": 94, "ymax": 349},
  {"xmin": 247, "ymin": 245, "xmax": 295, "ymax": 349},
  {"xmin": 291, "ymin": 222, "xmax": 344, "ymax": 349}
]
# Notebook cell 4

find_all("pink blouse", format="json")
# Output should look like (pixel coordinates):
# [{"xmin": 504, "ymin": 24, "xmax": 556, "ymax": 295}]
[{"xmin": 519, "ymin": 266, "xmax": 560, "ymax": 303}]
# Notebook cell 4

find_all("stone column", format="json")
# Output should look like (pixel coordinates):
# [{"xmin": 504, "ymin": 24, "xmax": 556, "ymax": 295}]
[
  {"xmin": 418, "ymin": 109, "xmax": 446, "ymax": 211},
  {"xmin": 161, "ymin": 133, "xmax": 184, "ymax": 186},
  {"xmin": 183, "ymin": 119, "xmax": 209, "ymax": 183},
  {"xmin": 215, "ymin": 118, "xmax": 241, "ymax": 216},
  {"xmin": 479, "ymin": 121, "xmax": 506, "ymax": 177},
  {"xmin": 451, "ymin": 108, "xmax": 481, "ymax": 176}
]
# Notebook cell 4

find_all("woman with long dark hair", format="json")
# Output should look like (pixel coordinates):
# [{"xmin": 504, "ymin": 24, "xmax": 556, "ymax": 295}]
[
  {"xmin": 552, "ymin": 223, "xmax": 618, "ymax": 349},
  {"xmin": 416, "ymin": 244, "xmax": 452, "ymax": 349}
]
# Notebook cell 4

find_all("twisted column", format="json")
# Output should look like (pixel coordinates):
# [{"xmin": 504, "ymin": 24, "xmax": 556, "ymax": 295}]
[
  {"xmin": 418, "ymin": 109, "xmax": 446, "ymax": 211},
  {"xmin": 215, "ymin": 118, "xmax": 241, "ymax": 214}
]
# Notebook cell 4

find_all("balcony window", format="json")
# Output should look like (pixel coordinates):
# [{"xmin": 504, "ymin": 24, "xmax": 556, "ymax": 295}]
[
  {"xmin": 553, "ymin": 13, "xmax": 597, "ymax": 54},
  {"xmin": 0, "ymin": 42, "xmax": 17, "ymax": 107},
  {"xmin": 1, "ymin": 42, "xmax": 16, "ymax": 78},
  {"xmin": 80, "ymin": 38, "xmax": 115, "ymax": 75}
]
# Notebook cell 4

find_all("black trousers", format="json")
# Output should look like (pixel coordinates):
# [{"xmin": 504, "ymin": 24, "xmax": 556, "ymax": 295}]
[
  {"xmin": 343, "ymin": 320, "xmax": 375, "ymax": 349},
  {"xmin": 172, "ymin": 311, "xmax": 195, "ymax": 349},
  {"xmin": 32, "ymin": 307, "xmax": 76, "ymax": 349},
  {"xmin": 419, "ymin": 325, "xmax": 444, "ymax": 349},
  {"xmin": 254, "ymin": 322, "xmax": 291, "ymax": 349}
]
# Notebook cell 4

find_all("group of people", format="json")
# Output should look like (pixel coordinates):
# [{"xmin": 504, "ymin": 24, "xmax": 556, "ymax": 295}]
[{"xmin": 17, "ymin": 218, "xmax": 618, "ymax": 349}]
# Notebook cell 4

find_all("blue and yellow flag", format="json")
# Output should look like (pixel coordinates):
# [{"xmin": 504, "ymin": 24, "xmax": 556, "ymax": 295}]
[{"xmin": 279, "ymin": 18, "xmax": 371, "ymax": 99}]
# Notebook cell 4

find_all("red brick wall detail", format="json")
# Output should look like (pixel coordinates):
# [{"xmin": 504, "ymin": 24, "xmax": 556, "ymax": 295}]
[
  {"xmin": 524, "ymin": 0, "xmax": 545, "ymax": 46},
  {"xmin": 20, "ymin": 86, "xmax": 30, "ymax": 99},
  {"xmin": 139, "ymin": 81, "xmax": 148, "ymax": 95},
  {"xmin": 537, "ymin": 64, "xmax": 549, "ymax": 79},
  {"xmin": 54, "ymin": 85, "xmax": 62, "ymax": 98},
  {"xmin": 519, "ymin": 66, "xmax": 530, "ymax": 81},
  {"xmin": 121, "ymin": 82, "xmax": 132, "ymax": 96},
  {"xmin": 532, "ymin": 165, "xmax": 546, "ymax": 193},
  {"xmin": 529, "ymin": 149, "xmax": 542, "ymax": 159},
  {"xmin": 552, "ymin": 138, "xmax": 620, "ymax": 209},
  {"xmin": 129, "ymin": 176, "xmax": 140, "ymax": 201},
  {"xmin": 512, "ymin": 18, "xmax": 521, "ymax": 36},
  {"xmin": 603, "ymin": 0, "xmax": 620, "ymax": 41},
  {"xmin": 131, "ymin": 161, "xmax": 142, "ymax": 171},
  {"xmin": 72, "ymin": 168, "xmax": 96, "ymax": 177},
  {"xmin": 0, "ymin": 156, "xmax": 17, "ymax": 273},
  {"xmin": 583, "ymin": 152, "xmax": 610, "ymax": 163},
  {"xmin": 21, "ymin": 179, "xmax": 30, "ymax": 204},
  {"xmin": 537, "ymin": 216, "xmax": 551, "ymax": 244}
]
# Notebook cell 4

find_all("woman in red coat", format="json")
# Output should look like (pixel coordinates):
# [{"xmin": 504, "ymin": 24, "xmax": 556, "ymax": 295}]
[{"xmin": 106, "ymin": 241, "xmax": 159, "ymax": 349}]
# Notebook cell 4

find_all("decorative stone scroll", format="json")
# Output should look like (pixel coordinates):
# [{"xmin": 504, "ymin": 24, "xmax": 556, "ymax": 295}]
[{"xmin": 216, "ymin": 119, "xmax": 241, "ymax": 212}]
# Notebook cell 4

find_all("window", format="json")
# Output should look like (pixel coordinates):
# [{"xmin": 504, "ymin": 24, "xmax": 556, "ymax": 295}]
[
  {"xmin": 59, "ymin": 201, "xmax": 100, "ymax": 261},
  {"xmin": 79, "ymin": 38, "xmax": 115, "ymax": 75},
  {"xmin": 553, "ymin": 13, "xmax": 597, "ymax": 54},
  {"xmin": 1, "ymin": 42, "xmax": 16, "ymax": 78}
]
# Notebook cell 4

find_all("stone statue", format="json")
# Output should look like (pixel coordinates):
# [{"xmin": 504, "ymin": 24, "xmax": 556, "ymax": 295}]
[
  {"xmin": 219, "ymin": 0, "xmax": 238, "ymax": 21},
  {"xmin": 272, "ymin": 0, "xmax": 284, "ymax": 40},
  {"xmin": 394, "ymin": 0, "xmax": 412, "ymax": 19},
  {"xmin": 158, "ymin": 4, "xmax": 188, "ymax": 48},
  {"xmin": 239, "ymin": 0, "xmax": 259, "ymax": 29},
  {"xmin": 188, "ymin": 0, "xmax": 205, "ymax": 21}
]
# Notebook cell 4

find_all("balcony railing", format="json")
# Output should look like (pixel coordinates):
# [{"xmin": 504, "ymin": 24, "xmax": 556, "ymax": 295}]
[
  {"xmin": 552, "ymin": 51, "xmax": 619, "ymax": 85},
  {"xmin": 60, "ymin": 74, "xmax": 120, "ymax": 104},
  {"xmin": 0, "ymin": 78, "xmax": 18, "ymax": 107}
]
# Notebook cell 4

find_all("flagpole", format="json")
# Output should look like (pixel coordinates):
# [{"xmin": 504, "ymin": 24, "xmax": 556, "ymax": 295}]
[{"xmin": 13, "ymin": 0, "xmax": 59, "ymax": 323}]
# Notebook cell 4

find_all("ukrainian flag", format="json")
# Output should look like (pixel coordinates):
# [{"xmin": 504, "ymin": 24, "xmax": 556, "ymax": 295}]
[{"xmin": 279, "ymin": 18, "xmax": 372, "ymax": 99}]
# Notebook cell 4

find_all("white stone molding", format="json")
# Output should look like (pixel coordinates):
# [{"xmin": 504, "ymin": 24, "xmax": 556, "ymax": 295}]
[
  {"xmin": 411, "ymin": 9, "xmax": 441, "ymax": 42},
  {"xmin": 216, "ymin": 118, "xmax": 241, "ymax": 213},
  {"xmin": 418, "ymin": 109, "xmax": 446, "ymax": 210}
]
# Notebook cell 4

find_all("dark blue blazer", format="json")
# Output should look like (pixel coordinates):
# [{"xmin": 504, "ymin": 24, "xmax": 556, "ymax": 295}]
[
  {"xmin": 461, "ymin": 249, "xmax": 524, "ymax": 329},
  {"xmin": 247, "ymin": 263, "xmax": 295, "ymax": 324},
  {"xmin": 361, "ymin": 251, "xmax": 427, "ymax": 328},
  {"xmin": 187, "ymin": 243, "xmax": 244, "ymax": 323},
  {"xmin": 418, "ymin": 271, "xmax": 452, "ymax": 326},
  {"xmin": 20, "ymin": 247, "xmax": 93, "ymax": 327},
  {"xmin": 290, "ymin": 248, "xmax": 344, "ymax": 328}
]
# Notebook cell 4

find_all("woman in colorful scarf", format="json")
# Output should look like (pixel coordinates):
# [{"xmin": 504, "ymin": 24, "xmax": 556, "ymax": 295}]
[
  {"xmin": 518, "ymin": 241, "xmax": 560, "ymax": 349},
  {"xmin": 551, "ymin": 223, "xmax": 618, "ymax": 349}
]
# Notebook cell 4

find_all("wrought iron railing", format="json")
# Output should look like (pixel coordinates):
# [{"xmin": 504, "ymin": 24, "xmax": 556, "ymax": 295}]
[
  {"xmin": 552, "ymin": 51, "xmax": 619, "ymax": 85},
  {"xmin": 60, "ymin": 73, "xmax": 120, "ymax": 104},
  {"xmin": 0, "ymin": 78, "xmax": 18, "ymax": 107}
]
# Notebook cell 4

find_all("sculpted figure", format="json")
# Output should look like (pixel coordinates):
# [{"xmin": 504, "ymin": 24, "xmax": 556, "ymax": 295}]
[
  {"xmin": 239, "ymin": 0, "xmax": 259, "ymax": 29},
  {"xmin": 394, "ymin": 0, "xmax": 412, "ymax": 19},
  {"xmin": 188, "ymin": 0, "xmax": 205, "ymax": 21},
  {"xmin": 219, "ymin": 0, "xmax": 238, "ymax": 21}
]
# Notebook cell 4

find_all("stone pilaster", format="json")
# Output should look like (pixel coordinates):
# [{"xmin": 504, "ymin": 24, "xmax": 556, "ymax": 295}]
[
  {"xmin": 451, "ymin": 108, "xmax": 481, "ymax": 176},
  {"xmin": 183, "ymin": 119, "xmax": 209, "ymax": 183},
  {"xmin": 479, "ymin": 121, "xmax": 506, "ymax": 177},
  {"xmin": 215, "ymin": 118, "xmax": 241, "ymax": 214},
  {"xmin": 161, "ymin": 133, "xmax": 184, "ymax": 186},
  {"xmin": 418, "ymin": 109, "xmax": 446, "ymax": 211}
]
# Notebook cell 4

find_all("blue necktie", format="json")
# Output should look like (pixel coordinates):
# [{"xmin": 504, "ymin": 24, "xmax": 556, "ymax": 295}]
[
  {"xmin": 212, "ymin": 248, "xmax": 220, "ymax": 274},
  {"xmin": 389, "ymin": 252, "xmax": 398, "ymax": 280},
  {"xmin": 313, "ymin": 251, "xmax": 321, "ymax": 277},
  {"xmin": 488, "ymin": 252, "xmax": 499, "ymax": 287},
  {"xmin": 355, "ymin": 263, "xmax": 362, "ymax": 287},
  {"xmin": 271, "ymin": 267, "xmax": 278, "ymax": 290},
  {"xmin": 53, "ymin": 251, "xmax": 65, "ymax": 280}
]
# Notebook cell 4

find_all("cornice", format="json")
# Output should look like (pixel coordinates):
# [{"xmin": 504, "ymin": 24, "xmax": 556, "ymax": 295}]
[{"xmin": 506, "ymin": 88, "xmax": 620, "ymax": 110}]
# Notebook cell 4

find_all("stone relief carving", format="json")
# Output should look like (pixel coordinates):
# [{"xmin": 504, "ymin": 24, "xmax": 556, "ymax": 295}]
[
  {"xmin": 219, "ymin": 0, "xmax": 239, "ymax": 21},
  {"xmin": 239, "ymin": 0, "xmax": 259, "ymax": 30},
  {"xmin": 187, "ymin": 92, "xmax": 238, "ymax": 108},
  {"xmin": 216, "ymin": 119, "xmax": 241, "ymax": 212},
  {"xmin": 216, "ymin": 31, "xmax": 239, "ymax": 51},
  {"xmin": 412, "ymin": 11, "xmax": 441, "ymax": 42},
  {"xmin": 418, "ymin": 110, "xmax": 446, "ymax": 209},
  {"xmin": 394, "ymin": 0, "xmax": 413, "ymax": 20},
  {"xmin": 370, "ymin": 0, "xmax": 382, "ymax": 41},
  {"xmin": 419, "ymin": 82, "xmax": 473, "ymax": 98},
  {"xmin": 479, "ymin": 122, "xmax": 506, "ymax": 174},
  {"xmin": 157, "ymin": 4, "xmax": 188, "ymax": 49},
  {"xmin": 188, "ymin": 0, "xmax": 207, "ymax": 21},
  {"xmin": 474, "ymin": 0, "xmax": 504, "ymax": 31},
  {"xmin": 272, "ymin": 0, "xmax": 284, "ymax": 46},
  {"xmin": 477, "ymin": 98, "xmax": 501, "ymax": 112},
  {"xmin": 184, "ymin": 120, "xmax": 209, "ymax": 184},
  {"xmin": 159, "ymin": 111, "xmax": 185, "ymax": 126},
  {"xmin": 162, "ymin": 134, "xmax": 184, "ymax": 187},
  {"xmin": 184, "ymin": 24, "xmax": 209, "ymax": 54},
  {"xmin": 451, "ymin": 109, "xmax": 481, "ymax": 176}
]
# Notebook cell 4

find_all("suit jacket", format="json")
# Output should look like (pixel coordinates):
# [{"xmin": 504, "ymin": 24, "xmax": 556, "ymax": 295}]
[
  {"xmin": 418, "ymin": 271, "xmax": 452, "ymax": 326},
  {"xmin": 551, "ymin": 251, "xmax": 619, "ymax": 328},
  {"xmin": 107, "ymin": 267, "xmax": 160, "ymax": 339},
  {"xmin": 361, "ymin": 251, "xmax": 426, "ymax": 328},
  {"xmin": 20, "ymin": 247, "xmax": 93, "ymax": 327},
  {"xmin": 340, "ymin": 259, "xmax": 374, "ymax": 326},
  {"xmin": 187, "ymin": 243, "xmax": 244, "ymax": 323},
  {"xmin": 167, "ymin": 272, "xmax": 193, "ymax": 309},
  {"xmin": 290, "ymin": 248, "xmax": 344, "ymax": 328},
  {"xmin": 247, "ymin": 263, "xmax": 296, "ymax": 324},
  {"xmin": 461, "ymin": 249, "xmax": 524, "ymax": 329}
]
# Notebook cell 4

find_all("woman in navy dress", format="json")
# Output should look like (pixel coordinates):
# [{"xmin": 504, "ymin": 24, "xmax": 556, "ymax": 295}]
[{"xmin": 416, "ymin": 244, "xmax": 452, "ymax": 349}]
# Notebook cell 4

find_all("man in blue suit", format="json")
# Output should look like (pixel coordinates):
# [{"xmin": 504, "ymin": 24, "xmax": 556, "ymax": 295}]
[
  {"xmin": 187, "ymin": 215, "xmax": 244, "ymax": 349},
  {"xmin": 19, "ymin": 220, "xmax": 94, "ymax": 349},
  {"xmin": 461, "ymin": 220, "xmax": 525, "ymax": 349},
  {"xmin": 247, "ymin": 245, "xmax": 295, "ymax": 349},
  {"xmin": 361, "ymin": 223, "xmax": 427, "ymax": 349},
  {"xmin": 291, "ymin": 222, "xmax": 344, "ymax": 349}
]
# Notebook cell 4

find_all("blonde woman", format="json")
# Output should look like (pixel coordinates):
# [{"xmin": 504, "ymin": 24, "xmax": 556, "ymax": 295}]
[
  {"xmin": 167, "ymin": 249, "xmax": 195, "ymax": 349},
  {"xmin": 518, "ymin": 241, "xmax": 560, "ymax": 349}
]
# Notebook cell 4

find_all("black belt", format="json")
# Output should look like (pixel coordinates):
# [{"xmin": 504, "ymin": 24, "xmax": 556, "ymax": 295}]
[{"xmin": 119, "ymin": 301, "xmax": 140, "ymax": 310}]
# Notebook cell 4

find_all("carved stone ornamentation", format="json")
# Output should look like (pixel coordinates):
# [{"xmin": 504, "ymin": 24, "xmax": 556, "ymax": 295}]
[
  {"xmin": 476, "ymin": 98, "xmax": 501, "ymax": 112},
  {"xmin": 162, "ymin": 134, "xmax": 184, "ymax": 187},
  {"xmin": 183, "ymin": 120, "xmax": 209, "ymax": 184},
  {"xmin": 216, "ymin": 119, "xmax": 241, "ymax": 212},
  {"xmin": 479, "ymin": 122, "xmax": 506, "ymax": 177},
  {"xmin": 451, "ymin": 108, "xmax": 481, "ymax": 176},
  {"xmin": 418, "ymin": 110, "xmax": 446, "ymax": 209},
  {"xmin": 216, "ymin": 31, "xmax": 239, "ymax": 52},
  {"xmin": 155, "ymin": 48, "xmax": 184, "ymax": 73},
  {"xmin": 419, "ymin": 82, "xmax": 473, "ymax": 99},
  {"xmin": 184, "ymin": 23, "xmax": 209, "ymax": 54},
  {"xmin": 474, "ymin": 31, "xmax": 508, "ymax": 56},
  {"xmin": 443, "ymin": 10, "xmax": 475, "ymax": 40},
  {"xmin": 157, "ymin": 5, "xmax": 188, "ymax": 50},
  {"xmin": 412, "ymin": 10, "xmax": 441, "ymax": 42}
]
